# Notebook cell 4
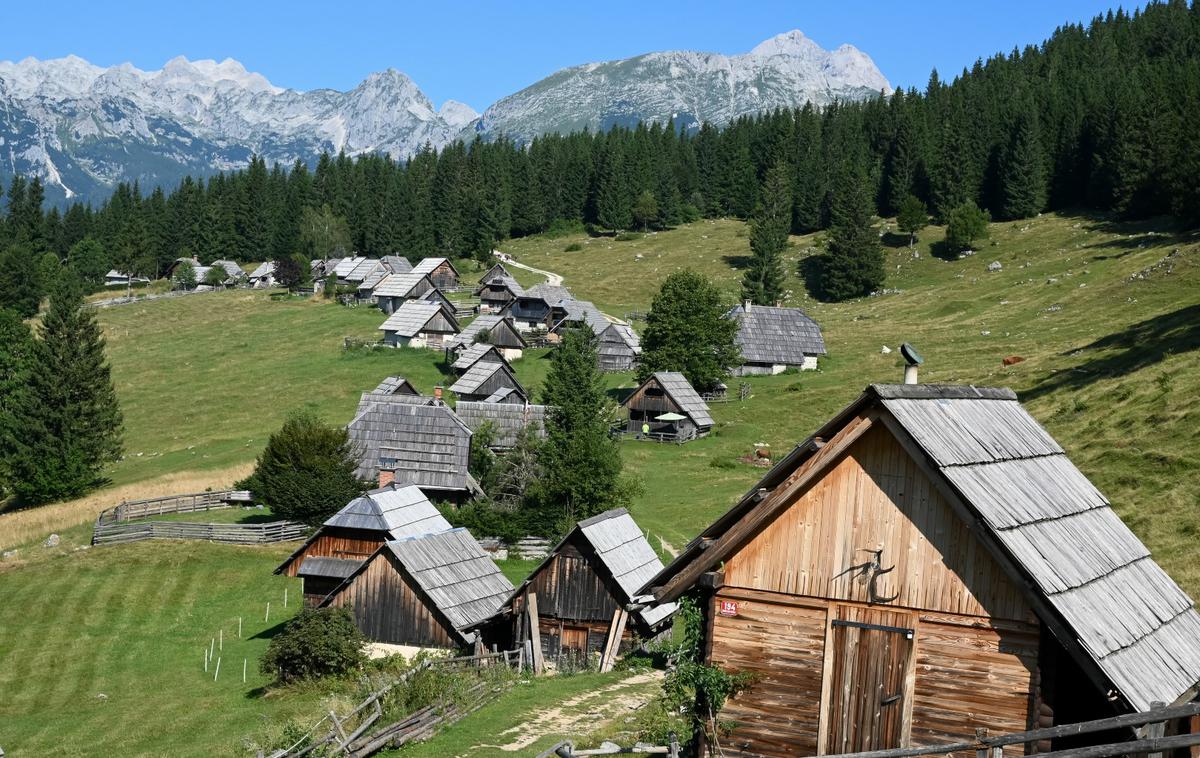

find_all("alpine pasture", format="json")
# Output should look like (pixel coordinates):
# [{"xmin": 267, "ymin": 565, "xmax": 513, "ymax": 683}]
[{"xmin": 1, "ymin": 212, "xmax": 1198, "ymax": 754}]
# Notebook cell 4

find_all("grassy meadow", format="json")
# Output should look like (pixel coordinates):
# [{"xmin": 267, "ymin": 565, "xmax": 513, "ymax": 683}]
[{"xmin": 1, "ymin": 211, "xmax": 1198, "ymax": 754}]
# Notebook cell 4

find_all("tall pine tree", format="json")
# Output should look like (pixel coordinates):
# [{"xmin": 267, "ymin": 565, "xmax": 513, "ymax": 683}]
[
  {"xmin": 1000, "ymin": 108, "xmax": 1047, "ymax": 219},
  {"xmin": 815, "ymin": 165, "xmax": 885, "ymax": 302},
  {"xmin": 742, "ymin": 160, "xmax": 790, "ymax": 306},
  {"xmin": 9, "ymin": 275, "xmax": 123, "ymax": 504},
  {"xmin": 0, "ymin": 309, "xmax": 33, "ymax": 497}
]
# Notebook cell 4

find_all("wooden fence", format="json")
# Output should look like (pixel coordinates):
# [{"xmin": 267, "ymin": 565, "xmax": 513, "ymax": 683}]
[
  {"xmin": 271, "ymin": 649, "xmax": 523, "ymax": 758},
  {"xmin": 91, "ymin": 490, "xmax": 307, "ymax": 546},
  {"xmin": 826, "ymin": 701, "xmax": 1200, "ymax": 758}
]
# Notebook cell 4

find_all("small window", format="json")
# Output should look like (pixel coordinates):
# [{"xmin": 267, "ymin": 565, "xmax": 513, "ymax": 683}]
[{"xmin": 645, "ymin": 387, "xmax": 665, "ymax": 398}]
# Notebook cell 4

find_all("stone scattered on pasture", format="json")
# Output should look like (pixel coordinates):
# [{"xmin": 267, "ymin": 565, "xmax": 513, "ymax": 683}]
[
  {"xmin": 44, "ymin": 534, "xmax": 60, "ymax": 548},
  {"xmin": 881, "ymin": 345, "xmax": 892, "ymax": 354},
  {"xmin": 988, "ymin": 261, "xmax": 1002, "ymax": 272}
]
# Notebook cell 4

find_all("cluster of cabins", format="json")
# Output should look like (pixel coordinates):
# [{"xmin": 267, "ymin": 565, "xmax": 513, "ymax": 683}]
[
  {"xmin": 300, "ymin": 371, "xmax": 1200, "ymax": 756},
  {"xmin": 277, "ymin": 484, "xmax": 676, "ymax": 666}
]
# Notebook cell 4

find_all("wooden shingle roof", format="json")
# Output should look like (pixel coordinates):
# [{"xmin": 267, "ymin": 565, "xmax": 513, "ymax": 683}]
[
  {"xmin": 334, "ymin": 256, "xmax": 367, "ymax": 278},
  {"xmin": 412, "ymin": 257, "xmax": 456, "ymax": 276},
  {"xmin": 379, "ymin": 300, "xmax": 458, "ymax": 338},
  {"xmin": 323, "ymin": 484, "xmax": 451, "ymax": 537},
  {"xmin": 449, "ymin": 361, "xmax": 523, "ymax": 397},
  {"xmin": 249, "ymin": 261, "xmax": 274, "ymax": 279},
  {"xmin": 522, "ymin": 283, "xmax": 573, "ymax": 304},
  {"xmin": 383, "ymin": 529, "xmax": 515, "ymax": 633},
  {"xmin": 727, "ymin": 303, "xmax": 826, "ymax": 365},
  {"xmin": 372, "ymin": 376, "xmax": 420, "ymax": 396},
  {"xmin": 552, "ymin": 300, "xmax": 611, "ymax": 335},
  {"xmin": 647, "ymin": 383, "xmax": 1200, "ymax": 712},
  {"xmin": 455, "ymin": 401, "xmax": 548, "ymax": 448},
  {"xmin": 450, "ymin": 315, "xmax": 527, "ymax": 351},
  {"xmin": 381, "ymin": 255, "xmax": 412, "ymax": 273},
  {"xmin": 357, "ymin": 262, "xmax": 392, "ymax": 292},
  {"xmin": 451, "ymin": 342, "xmax": 508, "ymax": 372},
  {"xmin": 577, "ymin": 508, "xmax": 678, "ymax": 628},
  {"xmin": 479, "ymin": 262, "xmax": 512, "ymax": 282},
  {"xmin": 347, "ymin": 395, "xmax": 477, "ymax": 493},
  {"xmin": 474, "ymin": 275, "xmax": 525, "ymax": 298},
  {"xmin": 373, "ymin": 271, "xmax": 432, "ymax": 299},
  {"xmin": 628, "ymin": 372, "xmax": 714, "ymax": 429}
]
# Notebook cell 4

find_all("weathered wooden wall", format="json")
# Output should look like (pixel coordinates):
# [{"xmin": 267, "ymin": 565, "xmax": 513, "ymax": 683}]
[
  {"xmin": 724, "ymin": 425, "xmax": 1032, "ymax": 622},
  {"xmin": 280, "ymin": 528, "xmax": 384, "ymax": 577},
  {"xmin": 706, "ymin": 424, "xmax": 1039, "ymax": 757},
  {"xmin": 526, "ymin": 541, "xmax": 620, "ymax": 623},
  {"xmin": 326, "ymin": 551, "xmax": 457, "ymax": 648}
]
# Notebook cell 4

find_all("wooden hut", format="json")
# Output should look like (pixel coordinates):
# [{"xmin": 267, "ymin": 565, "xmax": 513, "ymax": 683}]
[
  {"xmin": 450, "ymin": 315, "xmax": 528, "ymax": 361},
  {"xmin": 373, "ymin": 272, "xmax": 434, "ymax": 314},
  {"xmin": 333, "ymin": 256, "xmax": 367, "ymax": 285},
  {"xmin": 378, "ymin": 300, "xmax": 460, "ymax": 349},
  {"xmin": 506, "ymin": 283, "xmax": 574, "ymax": 331},
  {"xmin": 412, "ymin": 257, "xmax": 460, "ymax": 289},
  {"xmin": 596, "ymin": 323, "xmax": 641, "ymax": 372},
  {"xmin": 621, "ymin": 372, "xmax": 713, "ymax": 442},
  {"xmin": 248, "ymin": 262, "xmax": 275, "ymax": 289},
  {"xmin": 643, "ymin": 383, "xmax": 1200, "ymax": 757},
  {"xmin": 449, "ymin": 342, "xmax": 509, "ymax": 374},
  {"xmin": 478, "ymin": 508, "xmax": 677, "ymax": 666},
  {"xmin": 726, "ymin": 301, "xmax": 827, "ymax": 374},
  {"xmin": 319, "ymin": 528, "xmax": 515, "ymax": 650},
  {"xmin": 347, "ymin": 393, "xmax": 481, "ymax": 501},
  {"xmin": 479, "ymin": 262, "xmax": 512, "ymax": 283},
  {"xmin": 381, "ymin": 255, "xmax": 412, "ymax": 274},
  {"xmin": 474, "ymin": 275, "xmax": 525, "ymax": 313},
  {"xmin": 455, "ymin": 400, "xmax": 548, "ymax": 449},
  {"xmin": 448, "ymin": 360, "xmax": 526, "ymax": 403},
  {"xmin": 371, "ymin": 376, "xmax": 420, "ymax": 396},
  {"xmin": 274, "ymin": 484, "xmax": 451, "ymax": 606}
]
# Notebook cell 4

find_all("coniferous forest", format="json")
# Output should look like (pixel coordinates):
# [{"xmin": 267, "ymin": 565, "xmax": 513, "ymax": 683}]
[{"xmin": 0, "ymin": 2, "xmax": 1198, "ymax": 304}]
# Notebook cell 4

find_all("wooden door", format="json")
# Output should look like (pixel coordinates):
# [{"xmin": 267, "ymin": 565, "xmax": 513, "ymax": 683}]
[
  {"xmin": 561, "ymin": 625, "xmax": 588, "ymax": 655},
  {"xmin": 824, "ymin": 606, "xmax": 914, "ymax": 754}
]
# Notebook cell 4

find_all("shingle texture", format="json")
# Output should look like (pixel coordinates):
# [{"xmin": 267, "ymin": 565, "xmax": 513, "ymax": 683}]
[
  {"xmin": 641, "ymin": 372, "xmax": 714, "ymax": 429},
  {"xmin": 298, "ymin": 557, "xmax": 362, "ymax": 579},
  {"xmin": 249, "ymin": 261, "xmax": 274, "ymax": 279},
  {"xmin": 385, "ymin": 529, "xmax": 515, "ymax": 631},
  {"xmin": 323, "ymin": 484, "xmax": 451, "ymax": 538},
  {"xmin": 379, "ymin": 301, "xmax": 448, "ymax": 337},
  {"xmin": 578, "ymin": 509, "xmax": 678, "ymax": 628},
  {"xmin": 451, "ymin": 342, "xmax": 506, "ymax": 372},
  {"xmin": 412, "ymin": 257, "xmax": 449, "ymax": 276},
  {"xmin": 372, "ymin": 376, "xmax": 419, "ymax": 396},
  {"xmin": 872, "ymin": 383, "xmax": 1200, "ymax": 711},
  {"xmin": 449, "ymin": 361, "xmax": 521, "ymax": 396},
  {"xmin": 373, "ymin": 271, "xmax": 431, "ymax": 299},
  {"xmin": 728, "ymin": 303, "xmax": 827, "ymax": 365},
  {"xmin": 455, "ymin": 401, "xmax": 548, "ymax": 448},
  {"xmin": 348, "ymin": 395, "xmax": 476, "ymax": 493},
  {"xmin": 334, "ymin": 256, "xmax": 366, "ymax": 278}
]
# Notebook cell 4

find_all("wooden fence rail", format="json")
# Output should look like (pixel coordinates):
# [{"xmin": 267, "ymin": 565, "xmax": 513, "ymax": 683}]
[
  {"xmin": 93, "ymin": 520, "xmax": 309, "ymax": 546},
  {"xmin": 828, "ymin": 701, "xmax": 1200, "ymax": 758},
  {"xmin": 271, "ymin": 649, "xmax": 522, "ymax": 758}
]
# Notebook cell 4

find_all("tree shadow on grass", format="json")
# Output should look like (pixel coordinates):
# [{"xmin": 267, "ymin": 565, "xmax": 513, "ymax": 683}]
[
  {"xmin": 1021, "ymin": 304, "xmax": 1200, "ymax": 401},
  {"xmin": 930, "ymin": 240, "xmax": 962, "ymax": 261},
  {"xmin": 722, "ymin": 254, "xmax": 752, "ymax": 270},
  {"xmin": 607, "ymin": 386, "xmax": 634, "ymax": 404},
  {"xmin": 881, "ymin": 231, "xmax": 912, "ymax": 249}
]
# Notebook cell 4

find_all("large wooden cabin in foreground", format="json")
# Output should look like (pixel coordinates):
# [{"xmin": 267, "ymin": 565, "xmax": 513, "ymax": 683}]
[
  {"xmin": 645, "ymin": 383, "xmax": 1200, "ymax": 757},
  {"xmin": 274, "ymin": 484, "xmax": 451, "ymax": 605}
]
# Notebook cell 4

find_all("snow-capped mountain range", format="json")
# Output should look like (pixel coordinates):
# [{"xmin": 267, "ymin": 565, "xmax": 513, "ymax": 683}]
[{"xmin": 0, "ymin": 31, "xmax": 889, "ymax": 204}]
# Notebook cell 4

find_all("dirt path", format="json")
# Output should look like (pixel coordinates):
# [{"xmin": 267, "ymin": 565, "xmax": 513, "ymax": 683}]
[
  {"xmin": 494, "ymin": 250, "xmax": 565, "ymax": 287},
  {"xmin": 477, "ymin": 670, "xmax": 663, "ymax": 753}
]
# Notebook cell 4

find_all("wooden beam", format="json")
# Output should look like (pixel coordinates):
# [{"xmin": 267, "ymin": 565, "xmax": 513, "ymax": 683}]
[
  {"xmin": 655, "ymin": 412, "xmax": 877, "ymax": 603},
  {"xmin": 599, "ymin": 608, "xmax": 629, "ymax": 673},
  {"xmin": 527, "ymin": 592, "xmax": 544, "ymax": 674}
]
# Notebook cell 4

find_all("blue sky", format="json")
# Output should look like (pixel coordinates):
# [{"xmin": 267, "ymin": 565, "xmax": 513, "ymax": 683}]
[{"xmin": 2, "ymin": 1, "xmax": 1127, "ymax": 110}]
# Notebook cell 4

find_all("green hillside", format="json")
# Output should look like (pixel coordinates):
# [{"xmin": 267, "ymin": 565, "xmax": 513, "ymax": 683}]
[{"xmin": 0, "ymin": 211, "xmax": 1197, "ymax": 755}]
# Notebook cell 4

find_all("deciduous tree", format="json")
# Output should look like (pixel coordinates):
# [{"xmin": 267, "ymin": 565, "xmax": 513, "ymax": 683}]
[{"xmin": 640, "ymin": 270, "xmax": 740, "ymax": 391}]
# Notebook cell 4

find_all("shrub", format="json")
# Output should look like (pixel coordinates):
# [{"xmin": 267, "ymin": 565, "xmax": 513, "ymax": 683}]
[
  {"xmin": 563, "ymin": 242, "xmax": 583, "ymax": 252},
  {"xmin": 945, "ymin": 200, "xmax": 990, "ymax": 253},
  {"xmin": 261, "ymin": 607, "xmax": 366, "ymax": 684},
  {"xmin": 615, "ymin": 232, "xmax": 643, "ymax": 242}
]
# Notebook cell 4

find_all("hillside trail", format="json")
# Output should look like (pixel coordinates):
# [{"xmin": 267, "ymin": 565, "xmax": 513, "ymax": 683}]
[
  {"xmin": 469, "ymin": 670, "xmax": 664, "ymax": 754},
  {"xmin": 493, "ymin": 250, "xmax": 564, "ymax": 287}
]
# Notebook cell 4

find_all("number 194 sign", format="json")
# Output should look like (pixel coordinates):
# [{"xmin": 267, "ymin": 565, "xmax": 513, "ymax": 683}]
[{"xmin": 718, "ymin": 600, "xmax": 739, "ymax": 617}]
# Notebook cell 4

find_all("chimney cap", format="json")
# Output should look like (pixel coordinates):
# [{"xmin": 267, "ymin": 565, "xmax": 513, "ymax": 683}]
[{"xmin": 900, "ymin": 343, "xmax": 924, "ymax": 367}]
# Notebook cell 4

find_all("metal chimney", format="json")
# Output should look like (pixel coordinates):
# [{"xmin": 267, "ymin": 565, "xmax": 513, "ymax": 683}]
[
  {"xmin": 900, "ymin": 343, "xmax": 924, "ymax": 384},
  {"xmin": 743, "ymin": 299, "xmax": 752, "ymax": 312}
]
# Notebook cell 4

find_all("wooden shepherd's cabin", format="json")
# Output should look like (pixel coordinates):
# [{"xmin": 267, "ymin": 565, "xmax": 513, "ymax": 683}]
[
  {"xmin": 643, "ymin": 383, "xmax": 1200, "ymax": 757},
  {"xmin": 448, "ymin": 360, "xmax": 526, "ymax": 403},
  {"xmin": 411, "ymin": 257, "xmax": 460, "ymax": 290},
  {"xmin": 474, "ymin": 274, "xmax": 525, "ymax": 313},
  {"xmin": 479, "ymin": 262, "xmax": 512, "ymax": 283},
  {"xmin": 372, "ymin": 272, "xmax": 434, "ymax": 314},
  {"xmin": 319, "ymin": 528, "xmax": 514, "ymax": 651},
  {"xmin": 477, "ymin": 508, "xmax": 677, "ymax": 668},
  {"xmin": 371, "ymin": 375, "xmax": 420, "ymax": 396},
  {"xmin": 449, "ymin": 342, "xmax": 509, "ymax": 375},
  {"xmin": 449, "ymin": 315, "xmax": 528, "ymax": 362},
  {"xmin": 378, "ymin": 300, "xmax": 461, "ymax": 349},
  {"xmin": 274, "ymin": 484, "xmax": 452, "ymax": 606},
  {"xmin": 727, "ymin": 301, "xmax": 827, "ymax": 374},
  {"xmin": 506, "ymin": 283, "xmax": 574, "ymax": 331},
  {"xmin": 621, "ymin": 371, "xmax": 713, "ymax": 442},
  {"xmin": 456, "ymin": 400, "xmax": 548, "ymax": 450}
]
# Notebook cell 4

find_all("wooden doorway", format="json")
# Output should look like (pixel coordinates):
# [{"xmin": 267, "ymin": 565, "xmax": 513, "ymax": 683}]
[
  {"xmin": 560, "ymin": 625, "xmax": 588, "ymax": 656},
  {"xmin": 823, "ymin": 606, "xmax": 915, "ymax": 754}
]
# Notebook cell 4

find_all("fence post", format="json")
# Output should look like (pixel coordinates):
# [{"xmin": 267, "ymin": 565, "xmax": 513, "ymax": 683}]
[
  {"xmin": 1147, "ymin": 701, "xmax": 1167, "ymax": 758},
  {"xmin": 975, "ymin": 727, "xmax": 989, "ymax": 758}
]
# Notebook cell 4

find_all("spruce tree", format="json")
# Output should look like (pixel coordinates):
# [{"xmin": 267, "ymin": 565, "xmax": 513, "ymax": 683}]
[
  {"xmin": 0, "ymin": 309, "xmax": 33, "ymax": 497},
  {"xmin": 639, "ymin": 270, "xmax": 741, "ymax": 391},
  {"xmin": 0, "ymin": 243, "xmax": 43, "ymax": 317},
  {"xmin": 595, "ymin": 142, "xmax": 631, "ymax": 232},
  {"xmin": 240, "ymin": 412, "xmax": 367, "ymax": 526},
  {"xmin": 8, "ymin": 275, "xmax": 123, "ymax": 504},
  {"xmin": 1000, "ymin": 109, "xmax": 1047, "ymax": 219},
  {"xmin": 945, "ymin": 200, "xmax": 991, "ymax": 253},
  {"xmin": 536, "ymin": 329, "xmax": 627, "ymax": 529},
  {"xmin": 816, "ymin": 166, "xmax": 885, "ymax": 302},
  {"xmin": 742, "ymin": 161, "xmax": 790, "ymax": 306},
  {"xmin": 896, "ymin": 195, "xmax": 929, "ymax": 248}
]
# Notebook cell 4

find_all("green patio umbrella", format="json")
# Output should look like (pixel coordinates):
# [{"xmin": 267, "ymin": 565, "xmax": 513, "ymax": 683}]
[{"xmin": 655, "ymin": 412, "xmax": 687, "ymax": 422}]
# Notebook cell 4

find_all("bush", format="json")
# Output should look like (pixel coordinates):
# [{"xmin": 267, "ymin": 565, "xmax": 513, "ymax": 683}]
[
  {"xmin": 615, "ymin": 232, "xmax": 643, "ymax": 242},
  {"xmin": 945, "ymin": 200, "xmax": 990, "ymax": 254},
  {"xmin": 563, "ymin": 242, "xmax": 583, "ymax": 252},
  {"xmin": 261, "ymin": 607, "xmax": 366, "ymax": 684}
]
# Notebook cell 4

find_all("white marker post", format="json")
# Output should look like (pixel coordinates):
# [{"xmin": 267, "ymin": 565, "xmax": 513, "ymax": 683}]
[
  {"xmin": 265, "ymin": 602, "xmax": 270, "ymax": 624},
  {"xmin": 219, "ymin": 629, "xmax": 223, "ymax": 651},
  {"xmin": 238, "ymin": 617, "xmax": 242, "ymax": 639},
  {"xmin": 284, "ymin": 587, "xmax": 288, "ymax": 608},
  {"xmin": 213, "ymin": 657, "xmax": 221, "ymax": 682},
  {"xmin": 243, "ymin": 658, "xmax": 247, "ymax": 684}
]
